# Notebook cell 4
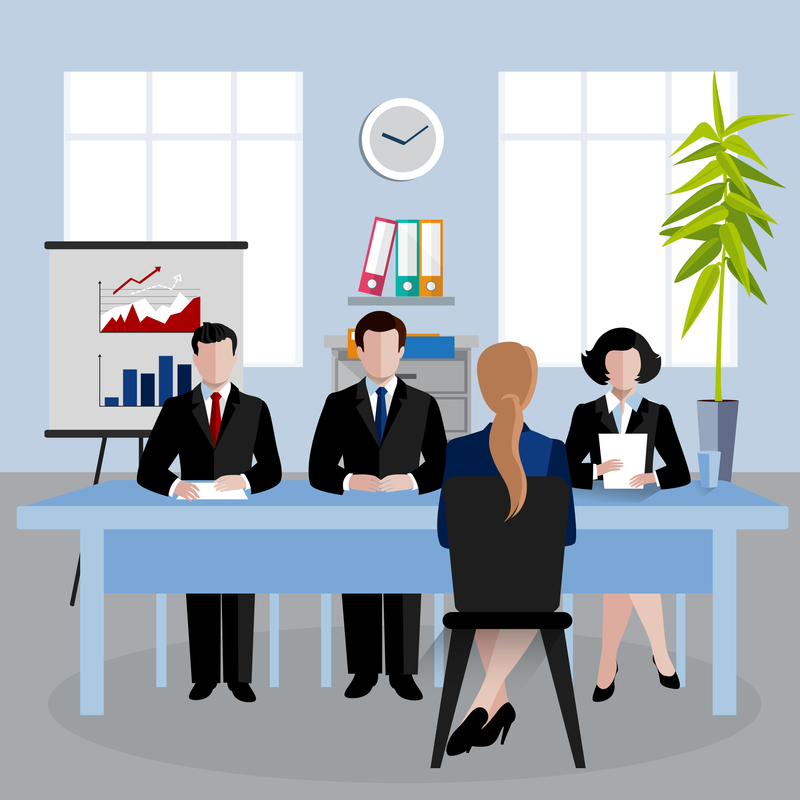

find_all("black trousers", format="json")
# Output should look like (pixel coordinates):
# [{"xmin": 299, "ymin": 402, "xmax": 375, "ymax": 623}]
[
  {"xmin": 186, "ymin": 593, "xmax": 255, "ymax": 684},
  {"xmin": 342, "ymin": 593, "xmax": 421, "ymax": 675}
]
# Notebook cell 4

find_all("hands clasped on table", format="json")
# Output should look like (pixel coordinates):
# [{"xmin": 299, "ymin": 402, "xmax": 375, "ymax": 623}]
[{"xmin": 349, "ymin": 474, "xmax": 415, "ymax": 493}]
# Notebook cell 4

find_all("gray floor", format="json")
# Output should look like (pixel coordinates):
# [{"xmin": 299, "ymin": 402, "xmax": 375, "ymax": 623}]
[{"xmin": 3, "ymin": 472, "xmax": 798, "ymax": 799}]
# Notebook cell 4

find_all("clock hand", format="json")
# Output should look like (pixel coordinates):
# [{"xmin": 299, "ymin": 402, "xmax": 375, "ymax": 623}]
[
  {"xmin": 381, "ymin": 125, "xmax": 430, "ymax": 145},
  {"xmin": 402, "ymin": 125, "xmax": 429, "ymax": 144},
  {"xmin": 381, "ymin": 133, "xmax": 406, "ymax": 145}
]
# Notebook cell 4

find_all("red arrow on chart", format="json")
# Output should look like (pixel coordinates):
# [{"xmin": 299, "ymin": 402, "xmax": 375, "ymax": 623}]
[{"xmin": 112, "ymin": 266, "xmax": 162, "ymax": 295}]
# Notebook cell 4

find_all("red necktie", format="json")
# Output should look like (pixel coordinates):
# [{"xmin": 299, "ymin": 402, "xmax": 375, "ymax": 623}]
[{"xmin": 210, "ymin": 392, "xmax": 222, "ymax": 447}]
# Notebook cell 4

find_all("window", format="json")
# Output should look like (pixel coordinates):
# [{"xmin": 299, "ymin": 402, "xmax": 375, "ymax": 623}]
[
  {"xmin": 64, "ymin": 71, "xmax": 303, "ymax": 367},
  {"xmin": 499, "ymin": 71, "xmax": 737, "ymax": 366}
]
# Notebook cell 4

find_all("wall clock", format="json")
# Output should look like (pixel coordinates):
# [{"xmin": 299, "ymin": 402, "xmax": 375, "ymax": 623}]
[{"xmin": 360, "ymin": 98, "xmax": 444, "ymax": 181}]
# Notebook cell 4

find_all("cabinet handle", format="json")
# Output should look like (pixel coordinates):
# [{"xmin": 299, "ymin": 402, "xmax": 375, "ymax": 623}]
[{"xmin": 397, "ymin": 373, "xmax": 417, "ymax": 379}]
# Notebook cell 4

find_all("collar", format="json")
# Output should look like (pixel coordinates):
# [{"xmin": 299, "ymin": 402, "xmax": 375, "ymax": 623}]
[
  {"xmin": 365, "ymin": 375, "xmax": 398, "ymax": 397},
  {"xmin": 605, "ymin": 390, "xmax": 642, "ymax": 413},
  {"xmin": 482, "ymin": 422, "xmax": 532, "ymax": 432},
  {"xmin": 200, "ymin": 381, "xmax": 231, "ymax": 402}
]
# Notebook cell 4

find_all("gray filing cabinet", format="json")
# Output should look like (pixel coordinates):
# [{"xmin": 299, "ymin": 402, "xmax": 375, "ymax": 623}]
[{"xmin": 324, "ymin": 336, "xmax": 479, "ymax": 441}]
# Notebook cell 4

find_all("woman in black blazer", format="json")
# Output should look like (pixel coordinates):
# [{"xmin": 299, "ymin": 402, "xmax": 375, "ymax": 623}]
[{"xmin": 565, "ymin": 328, "xmax": 690, "ymax": 702}]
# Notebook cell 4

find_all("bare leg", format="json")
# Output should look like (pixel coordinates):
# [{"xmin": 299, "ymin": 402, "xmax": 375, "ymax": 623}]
[
  {"xmin": 474, "ymin": 630, "xmax": 508, "ymax": 719},
  {"xmin": 598, "ymin": 594, "xmax": 633, "ymax": 688},
  {"xmin": 630, "ymin": 593, "xmax": 675, "ymax": 676}
]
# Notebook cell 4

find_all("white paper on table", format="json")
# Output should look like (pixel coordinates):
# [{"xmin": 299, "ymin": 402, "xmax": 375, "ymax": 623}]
[
  {"xmin": 598, "ymin": 433, "xmax": 647, "ymax": 489},
  {"xmin": 176, "ymin": 481, "xmax": 248, "ymax": 500}
]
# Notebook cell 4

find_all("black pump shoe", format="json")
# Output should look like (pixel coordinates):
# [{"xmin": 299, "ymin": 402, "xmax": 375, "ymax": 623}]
[
  {"xmin": 474, "ymin": 703, "xmax": 516, "ymax": 747},
  {"xmin": 446, "ymin": 708, "xmax": 489, "ymax": 756},
  {"xmin": 592, "ymin": 662, "xmax": 619, "ymax": 702},
  {"xmin": 653, "ymin": 656, "xmax": 680, "ymax": 689}
]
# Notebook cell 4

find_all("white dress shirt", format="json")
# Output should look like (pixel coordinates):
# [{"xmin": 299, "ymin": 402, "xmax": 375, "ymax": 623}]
[{"xmin": 343, "ymin": 375, "xmax": 418, "ymax": 491}]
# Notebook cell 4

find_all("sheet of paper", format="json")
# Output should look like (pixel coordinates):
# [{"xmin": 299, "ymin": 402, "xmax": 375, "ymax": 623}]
[
  {"xmin": 598, "ymin": 433, "xmax": 648, "ymax": 489},
  {"xmin": 177, "ymin": 482, "xmax": 248, "ymax": 500}
]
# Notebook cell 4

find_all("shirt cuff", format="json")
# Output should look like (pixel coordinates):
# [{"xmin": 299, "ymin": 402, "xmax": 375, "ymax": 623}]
[
  {"xmin": 240, "ymin": 474, "xmax": 251, "ymax": 490},
  {"xmin": 592, "ymin": 464, "xmax": 598, "ymax": 481},
  {"xmin": 408, "ymin": 473, "xmax": 418, "ymax": 491},
  {"xmin": 653, "ymin": 470, "xmax": 660, "ymax": 488},
  {"xmin": 169, "ymin": 478, "xmax": 181, "ymax": 497},
  {"xmin": 343, "ymin": 473, "xmax": 353, "ymax": 491}
]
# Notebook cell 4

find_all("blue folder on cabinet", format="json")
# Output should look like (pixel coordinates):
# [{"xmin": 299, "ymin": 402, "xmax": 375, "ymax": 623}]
[{"xmin": 403, "ymin": 336, "xmax": 455, "ymax": 359}]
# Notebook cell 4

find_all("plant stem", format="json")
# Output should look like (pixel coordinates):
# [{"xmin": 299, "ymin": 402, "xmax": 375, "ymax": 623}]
[{"xmin": 715, "ymin": 180, "xmax": 727, "ymax": 402}]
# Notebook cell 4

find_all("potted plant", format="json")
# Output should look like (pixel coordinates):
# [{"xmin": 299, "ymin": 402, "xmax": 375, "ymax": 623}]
[{"xmin": 660, "ymin": 73, "xmax": 788, "ymax": 481}]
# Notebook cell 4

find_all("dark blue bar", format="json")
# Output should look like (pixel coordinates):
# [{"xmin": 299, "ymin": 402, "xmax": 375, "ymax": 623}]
[
  {"xmin": 141, "ymin": 374, "xmax": 155, "ymax": 407},
  {"xmin": 158, "ymin": 356, "xmax": 173, "ymax": 405},
  {"xmin": 104, "ymin": 397, "xmax": 119, "ymax": 407},
  {"xmin": 177, "ymin": 364, "xmax": 192, "ymax": 396},
  {"xmin": 123, "ymin": 370, "xmax": 137, "ymax": 406}
]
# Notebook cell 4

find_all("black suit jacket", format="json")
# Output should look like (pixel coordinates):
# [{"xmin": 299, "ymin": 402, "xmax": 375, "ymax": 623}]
[
  {"xmin": 137, "ymin": 383, "xmax": 282, "ymax": 496},
  {"xmin": 565, "ymin": 396, "xmax": 690, "ymax": 491},
  {"xmin": 308, "ymin": 377, "xmax": 447, "ymax": 495}
]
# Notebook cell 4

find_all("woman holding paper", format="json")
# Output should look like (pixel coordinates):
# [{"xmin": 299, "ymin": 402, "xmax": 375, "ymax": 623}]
[{"xmin": 565, "ymin": 328, "xmax": 690, "ymax": 702}]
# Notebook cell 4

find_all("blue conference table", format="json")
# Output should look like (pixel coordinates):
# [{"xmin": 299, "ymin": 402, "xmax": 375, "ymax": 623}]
[{"xmin": 17, "ymin": 480, "xmax": 787, "ymax": 716}]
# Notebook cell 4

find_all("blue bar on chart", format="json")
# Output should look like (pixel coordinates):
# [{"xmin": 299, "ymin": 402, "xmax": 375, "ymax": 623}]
[
  {"xmin": 177, "ymin": 364, "xmax": 192, "ymax": 396},
  {"xmin": 123, "ymin": 370, "xmax": 137, "ymax": 406},
  {"xmin": 141, "ymin": 373, "xmax": 155, "ymax": 407},
  {"xmin": 158, "ymin": 356, "xmax": 173, "ymax": 405},
  {"xmin": 104, "ymin": 397, "xmax": 119, "ymax": 407}
]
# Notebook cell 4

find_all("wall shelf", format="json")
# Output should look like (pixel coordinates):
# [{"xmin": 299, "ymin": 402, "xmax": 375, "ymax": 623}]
[{"xmin": 347, "ymin": 296, "xmax": 455, "ymax": 306}]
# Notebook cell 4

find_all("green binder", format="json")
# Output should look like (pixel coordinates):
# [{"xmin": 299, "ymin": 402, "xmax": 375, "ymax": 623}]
[{"xmin": 395, "ymin": 220, "xmax": 420, "ymax": 296}]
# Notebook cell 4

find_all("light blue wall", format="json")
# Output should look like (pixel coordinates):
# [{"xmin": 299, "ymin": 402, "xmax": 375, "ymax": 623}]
[{"xmin": 2, "ymin": 0, "xmax": 797, "ymax": 473}]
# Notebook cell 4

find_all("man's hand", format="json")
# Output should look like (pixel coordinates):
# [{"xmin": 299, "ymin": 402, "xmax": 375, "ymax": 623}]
[
  {"xmin": 597, "ymin": 459, "xmax": 624, "ymax": 476},
  {"xmin": 214, "ymin": 475, "xmax": 247, "ymax": 492},
  {"xmin": 379, "ymin": 474, "xmax": 414, "ymax": 492},
  {"xmin": 629, "ymin": 472, "xmax": 657, "ymax": 488},
  {"xmin": 175, "ymin": 480, "xmax": 200, "ymax": 501},
  {"xmin": 349, "ymin": 474, "xmax": 381, "ymax": 492}
]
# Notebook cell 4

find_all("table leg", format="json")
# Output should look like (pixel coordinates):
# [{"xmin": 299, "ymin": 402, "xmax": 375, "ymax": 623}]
[
  {"xmin": 156, "ymin": 594, "xmax": 167, "ymax": 688},
  {"xmin": 270, "ymin": 594, "xmax": 279, "ymax": 688},
  {"xmin": 80, "ymin": 527, "xmax": 104, "ymax": 715},
  {"xmin": 434, "ymin": 593, "xmax": 444, "ymax": 687},
  {"xmin": 321, "ymin": 594, "xmax": 331, "ymax": 688},
  {"xmin": 563, "ymin": 593, "xmax": 574, "ymax": 675},
  {"xmin": 676, "ymin": 593, "xmax": 686, "ymax": 688},
  {"xmin": 713, "ymin": 529, "xmax": 737, "ymax": 715}
]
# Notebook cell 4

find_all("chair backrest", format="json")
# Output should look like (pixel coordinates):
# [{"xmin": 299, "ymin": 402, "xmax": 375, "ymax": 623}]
[{"xmin": 443, "ymin": 475, "xmax": 570, "ymax": 612}]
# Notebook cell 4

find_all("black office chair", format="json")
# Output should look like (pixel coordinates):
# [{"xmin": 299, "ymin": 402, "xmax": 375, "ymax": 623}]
[{"xmin": 431, "ymin": 475, "xmax": 585, "ymax": 769}]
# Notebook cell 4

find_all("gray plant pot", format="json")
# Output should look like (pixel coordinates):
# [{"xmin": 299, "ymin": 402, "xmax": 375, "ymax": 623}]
[{"xmin": 697, "ymin": 400, "xmax": 739, "ymax": 482}]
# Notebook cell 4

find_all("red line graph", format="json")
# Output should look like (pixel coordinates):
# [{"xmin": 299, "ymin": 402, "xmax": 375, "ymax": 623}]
[{"xmin": 113, "ymin": 266, "xmax": 162, "ymax": 295}]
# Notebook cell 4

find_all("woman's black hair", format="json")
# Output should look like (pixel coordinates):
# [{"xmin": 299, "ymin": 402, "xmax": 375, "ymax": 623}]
[
  {"xmin": 191, "ymin": 322, "xmax": 238, "ymax": 355},
  {"xmin": 581, "ymin": 328, "xmax": 661, "ymax": 385}
]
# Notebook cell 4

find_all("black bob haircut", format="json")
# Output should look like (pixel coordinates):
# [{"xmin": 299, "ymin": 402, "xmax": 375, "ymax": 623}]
[
  {"xmin": 581, "ymin": 328, "xmax": 661, "ymax": 386},
  {"xmin": 191, "ymin": 322, "xmax": 238, "ymax": 356}
]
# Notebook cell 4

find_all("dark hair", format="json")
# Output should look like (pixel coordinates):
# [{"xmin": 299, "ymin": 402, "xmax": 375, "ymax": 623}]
[
  {"xmin": 354, "ymin": 311, "xmax": 407, "ymax": 351},
  {"xmin": 191, "ymin": 322, "xmax": 238, "ymax": 355},
  {"xmin": 581, "ymin": 328, "xmax": 661, "ymax": 385}
]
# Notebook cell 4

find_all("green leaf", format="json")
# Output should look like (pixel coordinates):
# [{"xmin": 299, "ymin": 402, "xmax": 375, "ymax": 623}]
[
  {"xmin": 729, "ymin": 183, "xmax": 773, "ymax": 237},
  {"xmin": 669, "ymin": 161, "xmax": 724, "ymax": 195},
  {"xmin": 728, "ymin": 155, "xmax": 785, "ymax": 188},
  {"xmin": 716, "ymin": 152, "xmax": 750, "ymax": 196},
  {"xmin": 675, "ymin": 239, "xmax": 723, "ymax": 282},
  {"xmin": 727, "ymin": 258, "xmax": 766, "ymax": 304},
  {"xmin": 682, "ymin": 264, "xmax": 720, "ymax": 337},
  {"xmin": 719, "ymin": 222, "xmax": 749, "ymax": 294},
  {"xmin": 723, "ymin": 114, "xmax": 791, "ymax": 137},
  {"xmin": 675, "ymin": 143, "xmax": 723, "ymax": 165},
  {"xmin": 660, "ymin": 224, "xmax": 722, "ymax": 241},
  {"xmin": 725, "ymin": 191, "xmax": 777, "ymax": 224},
  {"xmin": 662, "ymin": 183, "xmax": 725, "ymax": 226},
  {"xmin": 723, "ymin": 134, "xmax": 766, "ymax": 167},
  {"xmin": 663, "ymin": 205, "xmax": 729, "ymax": 246},
  {"xmin": 725, "ymin": 207, "xmax": 766, "ymax": 269},
  {"xmin": 712, "ymin": 73, "xmax": 725, "ymax": 136},
  {"xmin": 670, "ymin": 122, "xmax": 720, "ymax": 156}
]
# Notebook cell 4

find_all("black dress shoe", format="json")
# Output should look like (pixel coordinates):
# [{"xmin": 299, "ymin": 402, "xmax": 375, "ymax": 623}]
[
  {"xmin": 474, "ymin": 703, "xmax": 516, "ymax": 747},
  {"xmin": 388, "ymin": 674, "xmax": 423, "ymax": 701},
  {"xmin": 592, "ymin": 662, "xmax": 619, "ymax": 703},
  {"xmin": 344, "ymin": 673, "xmax": 379, "ymax": 699},
  {"xmin": 653, "ymin": 656, "xmax": 680, "ymax": 689},
  {"xmin": 227, "ymin": 682, "xmax": 257, "ymax": 702},
  {"xmin": 189, "ymin": 681, "xmax": 217, "ymax": 701},
  {"xmin": 446, "ymin": 708, "xmax": 489, "ymax": 756}
]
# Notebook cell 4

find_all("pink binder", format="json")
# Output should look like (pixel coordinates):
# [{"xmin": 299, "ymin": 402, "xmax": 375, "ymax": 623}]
[{"xmin": 358, "ymin": 217, "xmax": 398, "ymax": 296}]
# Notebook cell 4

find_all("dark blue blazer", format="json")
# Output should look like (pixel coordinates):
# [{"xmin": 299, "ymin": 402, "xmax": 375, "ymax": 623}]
[{"xmin": 437, "ymin": 422, "xmax": 577, "ymax": 549}]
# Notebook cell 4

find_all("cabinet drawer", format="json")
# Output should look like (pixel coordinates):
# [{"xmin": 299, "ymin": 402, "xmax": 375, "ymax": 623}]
[
  {"xmin": 435, "ymin": 397, "xmax": 468, "ymax": 432},
  {"xmin": 336, "ymin": 353, "xmax": 467, "ymax": 394}
]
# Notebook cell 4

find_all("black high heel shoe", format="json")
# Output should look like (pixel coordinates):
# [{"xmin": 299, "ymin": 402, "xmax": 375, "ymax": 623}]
[
  {"xmin": 592, "ymin": 662, "xmax": 618, "ymax": 702},
  {"xmin": 446, "ymin": 708, "xmax": 489, "ymax": 756},
  {"xmin": 653, "ymin": 656, "xmax": 680, "ymax": 689},
  {"xmin": 474, "ymin": 703, "xmax": 516, "ymax": 747}
]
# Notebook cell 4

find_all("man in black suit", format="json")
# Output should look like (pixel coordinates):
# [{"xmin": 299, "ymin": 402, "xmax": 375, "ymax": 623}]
[
  {"xmin": 137, "ymin": 322, "xmax": 282, "ymax": 703},
  {"xmin": 309, "ymin": 311, "xmax": 447, "ymax": 701}
]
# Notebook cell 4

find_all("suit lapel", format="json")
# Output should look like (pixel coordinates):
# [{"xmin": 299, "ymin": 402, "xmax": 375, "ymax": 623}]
[
  {"xmin": 626, "ymin": 398, "xmax": 649, "ymax": 435},
  {"xmin": 596, "ymin": 396, "xmax": 618, "ymax": 434},
  {"xmin": 191, "ymin": 385, "xmax": 214, "ymax": 447},
  {"xmin": 355, "ymin": 379, "xmax": 380, "ymax": 445},
  {"xmin": 215, "ymin": 384, "xmax": 240, "ymax": 445},
  {"xmin": 381, "ymin": 378, "xmax": 406, "ymax": 444}
]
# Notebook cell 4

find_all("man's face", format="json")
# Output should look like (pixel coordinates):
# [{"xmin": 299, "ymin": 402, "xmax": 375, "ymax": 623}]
[
  {"xmin": 192, "ymin": 339, "xmax": 238, "ymax": 384},
  {"xmin": 357, "ymin": 329, "xmax": 404, "ymax": 381}
]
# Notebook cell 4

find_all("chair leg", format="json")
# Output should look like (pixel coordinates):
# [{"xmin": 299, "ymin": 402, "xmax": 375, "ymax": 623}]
[
  {"xmin": 431, "ymin": 628, "xmax": 475, "ymax": 769},
  {"xmin": 541, "ymin": 628, "xmax": 586, "ymax": 769}
]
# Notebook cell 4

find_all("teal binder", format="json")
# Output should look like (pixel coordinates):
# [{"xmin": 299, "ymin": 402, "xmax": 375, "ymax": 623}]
[{"xmin": 395, "ymin": 220, "xmax": 419, "ymax": 296}]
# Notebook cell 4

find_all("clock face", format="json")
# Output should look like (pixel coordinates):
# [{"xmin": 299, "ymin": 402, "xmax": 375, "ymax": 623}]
[{"xmin": 361, "ymin": 98, "xmax": 444, "ymax": 181}]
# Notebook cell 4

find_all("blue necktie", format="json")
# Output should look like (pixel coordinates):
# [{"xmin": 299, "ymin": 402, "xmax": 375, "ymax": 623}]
[{"xmin": 375, "ymin": 386, "xmax": 387, "ymax": 443}]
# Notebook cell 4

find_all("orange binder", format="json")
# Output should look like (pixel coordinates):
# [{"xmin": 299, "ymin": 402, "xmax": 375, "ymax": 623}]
[{"xmin": 419, "ymin": 220, "xmax": 443, "ymax": 297}]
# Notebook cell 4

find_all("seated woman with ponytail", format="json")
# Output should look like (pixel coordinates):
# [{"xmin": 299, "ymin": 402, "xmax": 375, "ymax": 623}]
[{"xmin": 437, "ymin": 342, "xmax": 576, "ymax": 757}]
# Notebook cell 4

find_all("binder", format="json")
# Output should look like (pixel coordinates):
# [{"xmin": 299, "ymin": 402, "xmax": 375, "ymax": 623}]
[
  {"xmin": 348, "ymin": 329, "xmax": 438, "ymax": 359},
  {"xmin": 395, "ymin": 220, "xmax": 420, "ymax": 296},
  {"xmin": 403, "ymin": 336, "xmax": 455, "ymax": 359},
  {"xmin": 419, "ymin": 220, "xmax": 443, "ymax": 297},
  {"xmin": 358, "ymin": 217, "xmax": 397, "ymax": 296}
]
